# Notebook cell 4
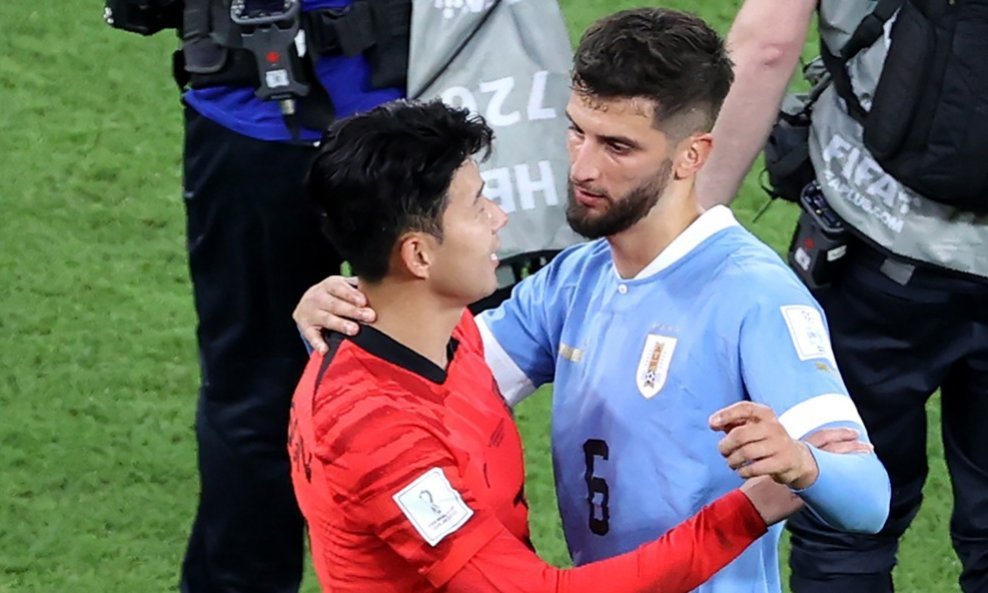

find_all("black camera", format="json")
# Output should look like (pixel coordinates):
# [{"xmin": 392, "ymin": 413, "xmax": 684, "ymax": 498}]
[
  {"xmin": 762, "ymin": 59, "xmax": 830, "ymax": 203},
  {"xmin": 788, "ymin": 181, "xmax": 849, "ymax": 290},
  {"xmin": 104, "ymin": 0, "xmax": 182, "ymax": 36}
]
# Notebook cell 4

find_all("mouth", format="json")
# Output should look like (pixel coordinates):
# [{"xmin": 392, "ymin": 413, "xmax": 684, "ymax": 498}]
[{"xmin": 572, "ymin": 185, "xmax": 609, "ymax": 208}]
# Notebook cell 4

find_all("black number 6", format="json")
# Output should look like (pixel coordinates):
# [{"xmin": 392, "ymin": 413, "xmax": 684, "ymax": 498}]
[{"xmin": 583, "ymin": 438, "xmax": 610, "ymax": 535}]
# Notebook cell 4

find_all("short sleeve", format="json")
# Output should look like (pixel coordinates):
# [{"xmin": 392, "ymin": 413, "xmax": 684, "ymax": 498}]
[
  {"xmin": 478, "ymin": 244, "xmax": 586, "ymax": 405},
  {"xmin": 738, "ymin": 287, "xmax": 867, "ymax": 440}
]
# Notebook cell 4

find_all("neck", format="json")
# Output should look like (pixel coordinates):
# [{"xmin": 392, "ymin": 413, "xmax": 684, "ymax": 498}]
[
  {"xmin": 359, "ymin": 278, "xmax": 464, "ymax": 369},
  {"xmin": 607, "ymin": 185, "xmax": 703, "ymax": 279}
]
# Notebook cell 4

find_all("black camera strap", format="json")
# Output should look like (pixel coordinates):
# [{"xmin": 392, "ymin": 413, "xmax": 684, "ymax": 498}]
[{"xmin": 820, "ymin": 0, "xmax": 904, "ymax": 123}]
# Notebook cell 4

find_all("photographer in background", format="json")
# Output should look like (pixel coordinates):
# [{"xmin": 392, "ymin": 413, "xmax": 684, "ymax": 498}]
[
  {"xmin": 698, "ymin": 1, "xmax": 988, "ymax": 592},
  {"xmin": 106, "ymin": 0, "xmax": 576, "ymax": 590},
  {"xmin": 106, "ymin": 1, "xmax": 406, "ymax": 592}
]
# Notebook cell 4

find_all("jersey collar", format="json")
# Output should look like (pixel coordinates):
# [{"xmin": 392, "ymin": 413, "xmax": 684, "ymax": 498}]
[
  {"xmin": 627, "ymin": 205, "xmax": 740, "ymax": 281},
  {"xmin": 349, "ymin": 325, "xmax": 460, "ymax": 385}
]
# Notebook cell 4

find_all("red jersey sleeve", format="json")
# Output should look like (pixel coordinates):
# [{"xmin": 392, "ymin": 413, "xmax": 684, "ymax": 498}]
[
  {"xmin": 445, "ymin": 489, "xmax": 767, "ymax": 593},
  {"xmin": 313, "ymin": 398, "xmax": 503, "ymax": 587}
]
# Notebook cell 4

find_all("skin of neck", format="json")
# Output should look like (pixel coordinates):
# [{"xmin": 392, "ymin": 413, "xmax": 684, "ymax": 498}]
[
  {"xmin": 358, "ymin": 274, "xmax": 466, "ymax": 370},
  {"xmin": 607, "ymin": 180, "xmax": 703, "ymax": 279}
]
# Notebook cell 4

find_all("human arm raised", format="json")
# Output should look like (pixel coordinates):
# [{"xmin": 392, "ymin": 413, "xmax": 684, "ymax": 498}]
[{"xmin": 696, "ymin": 0, "xmax": 817, "ymax": 208}]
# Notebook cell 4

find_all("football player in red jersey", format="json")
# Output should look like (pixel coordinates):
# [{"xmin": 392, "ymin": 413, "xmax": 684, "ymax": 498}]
[{"xmin": 289, "ymin": 99, "xmax": 804, "ymax": 593}]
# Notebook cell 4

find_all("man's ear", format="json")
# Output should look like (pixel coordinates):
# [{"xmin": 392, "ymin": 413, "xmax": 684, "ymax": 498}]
[
  {"xmin": 397, "ymin": 232, "xmax": 434, "ymax": 280},
  {"xmin": 673, "ymin": 132, "xmax": 714, "ymax": 180}
]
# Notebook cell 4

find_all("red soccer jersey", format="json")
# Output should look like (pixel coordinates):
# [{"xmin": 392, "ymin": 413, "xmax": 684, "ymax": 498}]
[
  {"xmin": 289, "ymin": 310, "xmax": 529, "ymax": 592},
  {"xmin": 290, "ymin": 311, "xmax": 770, "ymax": 593}
]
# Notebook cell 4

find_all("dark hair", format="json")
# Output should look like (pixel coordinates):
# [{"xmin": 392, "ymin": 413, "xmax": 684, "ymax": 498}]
[
  {"xmin": 572, "ymin": 8, "xmax": 734, "ymax": 134},
  {"xmin": 307, "ymin": 100, "xmax": 493, "ymax": 282}
]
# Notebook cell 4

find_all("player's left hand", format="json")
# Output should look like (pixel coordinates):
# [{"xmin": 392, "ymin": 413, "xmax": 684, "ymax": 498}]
[{"xmin": 709, "ymin": 401, "xmax": 819, "ymax": 489}]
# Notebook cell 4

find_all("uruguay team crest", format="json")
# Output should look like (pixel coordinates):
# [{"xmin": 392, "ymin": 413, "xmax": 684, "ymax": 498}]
[{"xmin": 636, "ymin": 334, "xmax": 677, "ymax": 399}]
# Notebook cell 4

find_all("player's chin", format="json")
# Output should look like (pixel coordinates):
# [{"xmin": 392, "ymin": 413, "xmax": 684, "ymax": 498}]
[{"xmin": 471, "ymin": 272, "xmax": 499, "ymax": 303}]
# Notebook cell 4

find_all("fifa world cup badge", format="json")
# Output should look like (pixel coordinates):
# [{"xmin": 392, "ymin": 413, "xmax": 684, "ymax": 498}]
[{"xmin": 636, "ymin": 334, "xmax": 677, "ymax": 399}]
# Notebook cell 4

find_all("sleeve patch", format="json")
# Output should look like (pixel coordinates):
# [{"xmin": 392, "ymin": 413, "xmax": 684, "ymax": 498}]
[
  {"xmin": 392, "ymin": 467, "xmax": 474, "ymax": 547},
  {"xmin": 780, "ymin": 305, "xmax": 836, "ymax": 365}
]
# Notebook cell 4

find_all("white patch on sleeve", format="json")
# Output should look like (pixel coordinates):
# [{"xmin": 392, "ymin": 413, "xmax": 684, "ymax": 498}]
[
  {"xmin": 779, "ymin": 393, "xmax": 865, "ymax": 439},
  {"xmin": 392, "ymin": 467, "xmax": 473, "ymax": 547},
  {"xmin": 780, "ymin": 305, "xmax": 837, "ymax": 366}
]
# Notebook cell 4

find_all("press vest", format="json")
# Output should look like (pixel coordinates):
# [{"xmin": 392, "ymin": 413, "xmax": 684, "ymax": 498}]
[
  {"xmin": 810, "ymin": 0, "xmax": 988, "ymax": 279},
  {"xmin": 407, "ymin": 0, "xmax": 580, "ymax": 259}
]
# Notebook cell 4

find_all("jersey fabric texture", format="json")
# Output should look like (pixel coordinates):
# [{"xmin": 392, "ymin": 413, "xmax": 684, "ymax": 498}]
[
  {"xmin": 289, "ymin": 310, "xmax": 773, "ymax": 593},
  {"xmin": 478, "ymin": 205, "xmax": 890, "ymax": 593},
  {"xmin": 290, "ymin": 311, "xmax": 528, "ymax": 591},
  {"xmin": 184, "ymin": 0, "xmax": 404, "ymax": 142}
]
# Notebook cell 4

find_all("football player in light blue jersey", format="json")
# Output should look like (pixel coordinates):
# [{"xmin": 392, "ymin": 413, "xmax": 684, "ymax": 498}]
[{"xmin": 293, "ymin": 8, "xmax": 890, "ymax": 592}]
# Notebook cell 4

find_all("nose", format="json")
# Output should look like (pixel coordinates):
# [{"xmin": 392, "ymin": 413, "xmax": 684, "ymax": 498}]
[
  {"xmin": 484, "ymin": 198, "xmax": 508, "ymax": 232},
  {"xmin": 568, "ymin": 135, "xmax": 600, "ymax": 185}
]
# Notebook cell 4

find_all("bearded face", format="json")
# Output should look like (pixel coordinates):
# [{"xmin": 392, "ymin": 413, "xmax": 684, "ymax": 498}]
[{"xmin": 566, "ymin": 159, "xmax": 673, "ymax": 239}]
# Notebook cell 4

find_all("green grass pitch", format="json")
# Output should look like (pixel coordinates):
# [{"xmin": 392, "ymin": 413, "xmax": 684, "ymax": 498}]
[{"xmin": 0, "ymin": 1, "xmax": 957, "ymax": 591}]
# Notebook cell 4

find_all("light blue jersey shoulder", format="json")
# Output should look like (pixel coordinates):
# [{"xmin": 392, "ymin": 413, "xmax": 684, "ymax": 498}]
[{"xmin": 479, "ymin": 208, "xmax": 889, "ymax": 593}]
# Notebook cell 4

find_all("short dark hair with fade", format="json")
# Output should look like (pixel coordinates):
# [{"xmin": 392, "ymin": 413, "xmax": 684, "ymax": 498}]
[
  {"xmin": 307, "ymin": 100, "xmax": 493, "ymax": 282},
  {"xmin": 572, "ymin": 7, "xmax": 734, "ymax": 134}
]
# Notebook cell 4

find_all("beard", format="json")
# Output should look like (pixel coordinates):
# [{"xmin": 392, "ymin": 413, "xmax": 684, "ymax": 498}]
[{"xmin": 565, "ymin": 159, "xmax": 674, "ymax": 239}]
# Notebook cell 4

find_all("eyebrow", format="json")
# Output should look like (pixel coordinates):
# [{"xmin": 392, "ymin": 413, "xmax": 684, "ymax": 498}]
[{"xmin": 565, "ymin": 110, "xmax": 643, "ymax": 150}]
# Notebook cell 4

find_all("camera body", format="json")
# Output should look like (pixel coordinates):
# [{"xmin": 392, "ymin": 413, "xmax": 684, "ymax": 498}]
[
  {"xmin": 788, "ymin": 181, "xmax": 849, "ymax": 290},
  {"xmin": 104, "ymin": 0, "xmax": 182, "ymax": 36}
]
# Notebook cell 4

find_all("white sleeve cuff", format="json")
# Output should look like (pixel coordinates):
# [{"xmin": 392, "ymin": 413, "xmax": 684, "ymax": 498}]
[
  {"xmin": 477, "ymin": 315, "xmax": 537, "ymax": 407},
  {"xmin": 778, "ymin": 393, "xmax": 865, "ymax": 439}
]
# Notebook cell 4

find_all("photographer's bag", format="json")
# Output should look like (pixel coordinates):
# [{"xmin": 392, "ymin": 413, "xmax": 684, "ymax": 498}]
[{"xmin": 823, "ymin": 0, "xmax": 988, "ymax": 213}]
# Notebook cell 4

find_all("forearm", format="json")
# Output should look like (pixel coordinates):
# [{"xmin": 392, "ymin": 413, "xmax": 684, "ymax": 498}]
[
  {"xmin": 447, "ymin": 490, "xmax": 766, "ymax": 593},
  {"xmin": 796, "ymin": 446, "xmax": 891, "ymax": 533},
  {"xmin": 697, "ymin": 0, "xmax": 816, "ymax": 208}
]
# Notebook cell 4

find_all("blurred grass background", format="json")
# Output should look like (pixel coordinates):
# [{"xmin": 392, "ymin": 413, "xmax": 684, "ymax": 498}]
[{"xmin": 0, "ymin": 1, "xmax": 957, "ymax": 591}]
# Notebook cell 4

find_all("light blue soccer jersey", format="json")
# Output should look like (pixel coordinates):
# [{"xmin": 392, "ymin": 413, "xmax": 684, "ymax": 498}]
[{"xmin": 478, "ymin": 207, "xmax": 889, "ymax": 593}]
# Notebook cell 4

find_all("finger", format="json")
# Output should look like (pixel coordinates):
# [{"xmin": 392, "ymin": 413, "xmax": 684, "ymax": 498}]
[
  {"xmin": 718, "ymin": 424, "xmax": 770, "ymax": 458},
  {"xmin": 709, "ymin": 401, "xmax": 773, "ymax": 431},
  {"xmin": 736, "ymin": 457, "xmax": 786, "ymax": 481},
  {"xmin": 804, "ymin": 427, "xmax": 860, "ymax": 449},
  {"xmin": 301, "ymin": 326, "xmax": 329, "ymax": 355},
  {"xmin": 322, "ymin": 290, "xmax": 375, "ymax": 322},
  {"xmin": 295, "ymin": 296, "xmax": 363, "ymax": 332},
  {"xmin": 326, "ymin": 297, "xmax": 375, "ymax": 325},
  {"xmin": 725, "ymin": 440, "xmax": 778, "ymax": 470},
  {"xmin": 326, "ymin": 276, "xmax": 368, "ymax": 307},
  {"xmin": 321, "ymin": 311, "xmax": 359, "ymax": 336},
  {"xmin": 817, "ymin": 441, "xmax": 874, "ymax": 455}
]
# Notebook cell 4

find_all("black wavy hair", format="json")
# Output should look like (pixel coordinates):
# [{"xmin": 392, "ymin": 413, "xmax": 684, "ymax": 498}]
[
  {"xmin": 572, "ymin": 7, "xmax": 734, "ymax": 134},
  {"xmin": 307, "ymin": 100, "xmax": 493, "ymax": 281}
]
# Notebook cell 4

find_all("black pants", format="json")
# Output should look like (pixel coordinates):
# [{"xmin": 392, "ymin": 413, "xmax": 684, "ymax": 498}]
[
  {"xmin": 179, "ymin": 108, "xmax": 341, "ymax": 593},
  {"xmin": 788, "ymin": 242, "xmax": 988, "ymax": 593}
]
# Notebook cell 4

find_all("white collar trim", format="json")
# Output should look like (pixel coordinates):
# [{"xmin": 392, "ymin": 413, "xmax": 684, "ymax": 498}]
[{"xmin": 624, "ymin": 205, "xmax": 740, "ymax": 281}]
